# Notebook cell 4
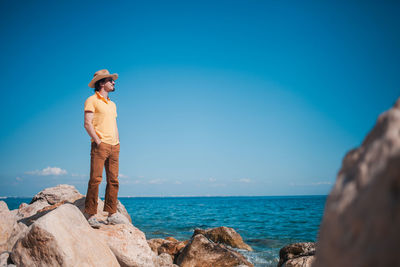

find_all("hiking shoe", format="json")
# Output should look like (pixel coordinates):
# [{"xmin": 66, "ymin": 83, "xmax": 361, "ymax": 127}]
[
  {"xmin": 87, "ymin": 216, "xmax": 101, "ymax": 229},
  {"xmin": 107, "ymin": 213, "xmax": 126, "ymax": 225}
]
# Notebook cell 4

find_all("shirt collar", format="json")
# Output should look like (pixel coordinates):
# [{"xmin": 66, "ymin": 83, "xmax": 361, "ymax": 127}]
[{"xmin": 96, "ymin": 91, "xmax": 110, "ymax": 104}]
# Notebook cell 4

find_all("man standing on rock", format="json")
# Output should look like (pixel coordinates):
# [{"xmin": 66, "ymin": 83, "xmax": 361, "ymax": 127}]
[{"xmin": 83, "ymin": 69, "xmax": 125, "ymax": 228}]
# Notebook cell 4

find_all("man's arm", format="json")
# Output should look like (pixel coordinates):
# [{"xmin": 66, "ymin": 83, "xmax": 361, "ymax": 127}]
[
  {"xmin": 84, "ymin": 111, "xmax": 102, "ymax": 145},
  {"xmin": 115, "ymin": 119, "xmax": 119, "ymax": 143}
]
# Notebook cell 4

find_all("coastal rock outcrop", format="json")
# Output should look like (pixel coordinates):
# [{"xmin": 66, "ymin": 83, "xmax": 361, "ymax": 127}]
[
  {"xmin": 175, "ymin": 234, "xmax": 253, "ymax": 267},
  {"xmin": 314, "ymin": 99, "xmax": 400, "ymax": 266},
  {"xmin": 11, "ymin": 204, "xmax": 119, "ymax": 266},
  {"xmin": 193, "ymin": 226, "xmax": 253, "ymax": 251},
  {"xmin": 278, "ymin": 242, "xmax": 315, "ymax": 267},
  {"xmin": 148, "ymin": 238, "xmax": 189, "ymax": 261},
  {"xmin": 96, "ymin": 224, "xmax": 156, "ymax": 267},
  {"xmin": 30, "ymin": 184, "xmax": 83, "ymax": 205},
  {"xmin": 0, "ymin": 201, "xmax": 15, "ymax": 252}
]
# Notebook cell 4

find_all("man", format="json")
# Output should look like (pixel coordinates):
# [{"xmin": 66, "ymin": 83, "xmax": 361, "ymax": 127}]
[{"xmin": 84, "ymin": 69, "xmax": 125, "ymax": 228}]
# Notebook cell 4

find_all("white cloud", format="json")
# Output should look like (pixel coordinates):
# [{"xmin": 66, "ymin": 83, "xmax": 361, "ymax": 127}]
[
  {"xmin": 26, "ymin": 167, "xmax": 67, "ymax": 176},
  {"xmin": 209, "ymin": 177, "xmax": 216, "ymax": 182},
  {"xmin": 15, "ymin": 177, "xmax": 22, "ymax": 181},
  {"xmin": 71, "ymin": 173, "xmax": 87, "ymax": 178},
  {"xmin": 290, "ymin": 181, "xmax": 333, "ymax": 187},
  {"xmin": 239, "ymin": 178, "xmax": 251, "ymax": 183},
  {"xmin": 174, "ymin": 180, "xmax": 182, "ymax": 184},
  {"xmin": 148, "ymin": 179, "xmax": 164, "ymax": 184},
  {"xmin": 119, "ymin": 173, "xmax": 128, "ymax": 178}
]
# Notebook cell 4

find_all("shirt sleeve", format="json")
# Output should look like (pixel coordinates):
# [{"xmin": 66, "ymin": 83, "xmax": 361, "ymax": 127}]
[{"xmin": 84, "ymin": 97, "xmax": 95, "ymax": 112}]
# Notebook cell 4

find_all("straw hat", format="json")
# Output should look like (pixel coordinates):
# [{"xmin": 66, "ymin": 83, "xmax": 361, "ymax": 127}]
[{"xmin": 88, "ymin": 69, "xmax": 118, "ymax": 88}]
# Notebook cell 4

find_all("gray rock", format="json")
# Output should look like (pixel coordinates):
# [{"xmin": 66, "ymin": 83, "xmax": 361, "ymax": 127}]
[{"xmin": 314, "ymin": 98, "xmax": 400, "ymax": 267}]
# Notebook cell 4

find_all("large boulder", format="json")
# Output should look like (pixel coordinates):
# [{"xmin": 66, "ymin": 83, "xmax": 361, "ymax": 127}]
[
  {"xmin": 30, "ymin": 184, "xmax": 83, "ymax": 205},
  {"xmin": 193, "ymin": 226, "xmax": 253, "ymax": 251},
  {"xmin": 15, "ymin": 200, "xmax": 50, "ymax": 221},
  {"xmin": 96, "ymin": 224, "xmax": 156, "ymax": 267},
  {"xmin": 278, "ymin": 242, "xmax": 315, "ymax": 267},
  {"xmin": 148, "ymin": 238, "xmax": 188, "ymax": 261},
  {"xmin": 0, "ymin": 251, "xmax": 10, "ymax": 266},
  {"xmin": 24, "ymin": 184, "xmax": 132, "ymax": 224},
  {"xmin": 73, "ymin": 196, "xmax": 132, "ymax": 224},
  {"xmin": 0, "ymin": 202, "xmax": 17, "ymax": 252},
  {"xmin": 314, "ymin": 99, "xmax": 400, "ymax": 266},
  {"xmin": 284, "ymin": 256, "xmax": 315, "ymax": 267},
  {"xmin": 11, "ymin": 204, "xmax": 119, "ymax": 267},
  {"xmin": 175, "ymin": 234, "xmax": 253, "ymax": 267}
]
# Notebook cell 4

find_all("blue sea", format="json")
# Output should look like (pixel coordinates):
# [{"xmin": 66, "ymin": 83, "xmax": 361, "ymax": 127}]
[{"xmin": 3, "ymin": 195, "xmax": 326, "ymax": 267}]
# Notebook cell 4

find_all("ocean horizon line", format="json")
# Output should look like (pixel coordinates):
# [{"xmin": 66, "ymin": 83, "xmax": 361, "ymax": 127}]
[{"xmin": 0, "ymin": 194, "xmax": 328, "ymax": 199}]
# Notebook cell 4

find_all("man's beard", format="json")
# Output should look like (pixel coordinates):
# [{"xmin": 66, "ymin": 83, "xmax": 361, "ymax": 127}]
[{"xmin": 111, "ymin": 87, "xmax": 115, "ymax": 92}]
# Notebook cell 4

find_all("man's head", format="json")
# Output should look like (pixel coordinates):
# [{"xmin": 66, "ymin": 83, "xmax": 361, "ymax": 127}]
[
  {"xmin": 94, "ymin": 77, "xmax": 115, "ymax": 92},
  {"xmin": 88, "ymin": 69, "xmax": 118, "ymax": 91}
]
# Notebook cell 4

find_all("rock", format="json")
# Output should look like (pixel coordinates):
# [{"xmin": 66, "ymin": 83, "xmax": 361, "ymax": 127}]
[
  {"xmin": 0, "ymin": 202, "xmax": 16, "ymax": 252},
  {"xmin": 148, "ymin": 238, "xmax": 170, "ymax": 254},
  {"xmin": 73, "ymin": 196, "xmax": 132, "ymax": 224},
  {"xmin": 283, "ymin": 256, "xmax": 315, "ymax": 267},
  {"xmin": 314, "ymin": 99, "xmax": 400, "ymax": 267},
  {"xmin": 193, "ymin": 226, "xmax": 253, "ymax": 251},
  {"xmin": 176, "ymin": 234, "xmax": 253, "ymax": 267},
  {"xmin": 11, "ymin": 204, "xmax": 119, "ymax": 267},
  {"xmin": 147, "ymin": 238, "xmax": 188, "ymax": 260},
  {"xmin": 96, "ymin": 224, "xmax": 156, "ymax": 267},
  {"xmin": 30, "ymin": 184, "xmax": 83, "ymax": 205},
  {"xmin": 278, "ymin": 242, "xmax": 315, "ymax": 267},
  {"xmin": 0, "ymin": 252, "xmax": 10, "ymax": 266},
  {"xmin": 155, "ymin": 253, "xmax": 180, "ymax": 267},
  {"xmin": 158, "ymin": 240, "xmax": 188, "ymax": 260},
  {"xmin": 5, "ymin": 222, "xmax": 28, "ymax": 252},
  {"xmin": 165, "ymin": 237, "xmax": 178, "ymax": 242},
  {"xmin": 15, "ymin": 200, "xmax": 49, "ymax": 221}
]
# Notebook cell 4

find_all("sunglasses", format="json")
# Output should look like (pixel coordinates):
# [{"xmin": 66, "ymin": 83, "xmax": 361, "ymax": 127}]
[{"xmin": 106, "ymin": 78, "xmax": 114, "ymax": 83}]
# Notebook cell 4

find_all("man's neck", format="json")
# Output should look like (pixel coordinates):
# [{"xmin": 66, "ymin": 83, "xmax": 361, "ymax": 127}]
[{"xmin": 98, "ymin": 89, "xmax": 108, "ymax": 99}]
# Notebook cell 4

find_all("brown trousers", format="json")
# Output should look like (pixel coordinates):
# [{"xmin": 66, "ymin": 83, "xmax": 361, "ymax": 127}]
[{"xmin": 85, "ymin": 142, "xmax": 120, "ymax": 215}]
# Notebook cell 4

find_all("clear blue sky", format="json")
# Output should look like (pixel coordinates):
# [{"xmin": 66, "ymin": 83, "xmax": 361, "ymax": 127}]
[{"xmin": 0, "ymin": 1, "xmax": 399, "ymax": 197}]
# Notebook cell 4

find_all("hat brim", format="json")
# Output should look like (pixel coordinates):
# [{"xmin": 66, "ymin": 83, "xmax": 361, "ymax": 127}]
[{"xmin": 88, "ymin": 73, "xmax": 118, "ymax": 88}]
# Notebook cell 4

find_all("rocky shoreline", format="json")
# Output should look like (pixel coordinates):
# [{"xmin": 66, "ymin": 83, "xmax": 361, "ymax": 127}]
[
  {"xmin": 0, "ymin": 184, "xmax": 255, "ymax": 267},
  {"xmin": 1, "ymin": 98, "xmax": 400, "ymax": 267}
]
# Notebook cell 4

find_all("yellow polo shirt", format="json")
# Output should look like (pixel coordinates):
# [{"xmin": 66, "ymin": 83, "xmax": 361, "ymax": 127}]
[{"xmin": 84, "ymin": 92, "xmax": 119, "ymax": 145}]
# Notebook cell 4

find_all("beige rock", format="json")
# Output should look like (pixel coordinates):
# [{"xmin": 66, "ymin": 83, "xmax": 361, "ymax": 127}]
[
  {"xmin": 0, "ymin": 202, "xmax": 16, "ymax": 252},
  {"xmin": 284, "ymin": 256, "xmax": 314, "ymax": 267},
  {"xmin": 30, "ymin": 184, "xmax": 83, "ymax": 205},
  {"xmin": 0, "ymin": 251, "xmax": 10, "ymax": 266},
  {"xmin": 5, "ymin": 222, "xmax": 28, "ymax": 252},
  {"xmin": 176, "ymin": 234, "xmax": 253, "ymax": 267},
  {"xmin": 193, "ymin": 226, "xmax": 253, "ymax": 251},
  {"xmin": 73, "ymin": 196, "xmax": 132, "ymax": 224},
  {"xmin": 155, "ymin": 253, "xmax": 179, "ymax": 267},
  {"xmin": 96, "ymin": 224, "xmax": 156, "ymax": 267},
  {"xmin": 278, "ymin": 242, "xmax": 315, "ymax": 267},
  {"xmin": 11, "ymin": 204, "xmax": 119, "ymax": 267},
  {"xmin": 314, "ymin": 99, "xmax": 400, "ymax": 267},
  {"xmin": 15, "ymin": 200, "xmax": 49, "ymax": 221}
]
